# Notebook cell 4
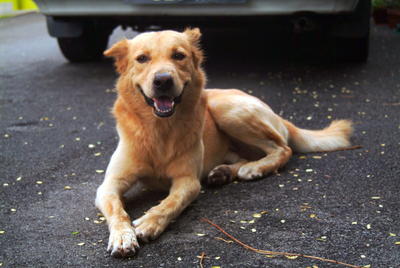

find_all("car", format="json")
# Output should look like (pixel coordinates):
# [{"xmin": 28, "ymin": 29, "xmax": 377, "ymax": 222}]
[{"xmin": 34, "ymin": 0, "xmax": 371, "ymax": 62}]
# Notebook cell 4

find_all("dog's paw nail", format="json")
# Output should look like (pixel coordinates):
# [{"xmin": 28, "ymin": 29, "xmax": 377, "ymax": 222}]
[{"xmin": 108, "ymin": 226, "xmax": 139, "ymax": 258}]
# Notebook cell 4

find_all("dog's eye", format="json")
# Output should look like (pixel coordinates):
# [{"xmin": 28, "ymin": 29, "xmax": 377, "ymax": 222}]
[
  {"xmin": 136, "ymin": 54, "xmax": 149, "ymax": 63},
  {"xmin": 172, "ymin": 52, "xmax": 186, "ymax": 61}
]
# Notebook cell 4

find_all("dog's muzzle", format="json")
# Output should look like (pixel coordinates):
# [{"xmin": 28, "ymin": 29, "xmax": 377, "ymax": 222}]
[{"xmin": 137, "ymin": 84, "xmax": 185, "ymax": 118}]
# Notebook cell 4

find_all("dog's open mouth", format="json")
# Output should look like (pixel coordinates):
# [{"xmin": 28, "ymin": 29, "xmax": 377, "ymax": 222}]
[
  {"xmin": 138, "ymin": 86, "xmax": 183, "ymax": 118},
  {"xmin": 152, "ymin": 96, "xmax": 175, "ymax": 117}
]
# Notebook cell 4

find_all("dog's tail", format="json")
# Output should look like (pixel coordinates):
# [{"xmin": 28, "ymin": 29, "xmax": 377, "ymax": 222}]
[{"xmin": 283, "ymin": 119, "xmax": 353, "ymax": 153}]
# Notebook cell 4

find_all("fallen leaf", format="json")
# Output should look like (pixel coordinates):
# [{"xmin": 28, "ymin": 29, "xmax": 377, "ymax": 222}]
[{"xmin": 285, "ymin": 255, "xmax": 299, "ymax": 260}]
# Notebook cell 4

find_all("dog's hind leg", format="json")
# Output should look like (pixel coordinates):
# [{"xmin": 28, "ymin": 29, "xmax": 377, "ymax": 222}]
[{"xmin": 206, "ymin": 89, "xmax": 292, "ymax": 181}]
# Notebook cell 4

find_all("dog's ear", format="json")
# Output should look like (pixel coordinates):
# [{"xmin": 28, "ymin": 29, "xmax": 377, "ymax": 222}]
[
  {"xmin": 104, "ymin": 39, "xmax": 130, "ymax": 74},
  {"xmin": 184, "ymin": 28, "xmax": 204, "ymax": 69},
  {"xmin": 184, "ymin": 27, "xmax": 201, "ymax": 46}
]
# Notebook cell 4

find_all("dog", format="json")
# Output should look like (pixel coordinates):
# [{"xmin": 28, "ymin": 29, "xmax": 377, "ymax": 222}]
[{"xmin": 95, "ymin": 28, "xmax": 353, "ymax": 257}]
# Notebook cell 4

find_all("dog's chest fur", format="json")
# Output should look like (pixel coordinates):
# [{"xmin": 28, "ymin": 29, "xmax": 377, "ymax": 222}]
[{"xmin": 114, "ymin": 97, "xmax": 205, "ymax": 188}]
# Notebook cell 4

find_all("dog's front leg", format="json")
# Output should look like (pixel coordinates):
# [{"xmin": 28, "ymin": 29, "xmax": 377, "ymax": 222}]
[
  {"xmin": 95, "ymin": 142, "xmax": 140, "ymax": 257},
  {"xmin": 133, "ymin": 175, "xmax": 201, "ymax": 242}
]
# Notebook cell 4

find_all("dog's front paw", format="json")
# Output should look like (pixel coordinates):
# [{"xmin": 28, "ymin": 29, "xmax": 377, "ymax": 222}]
[
  {"xmin": 133, "ymin": 213, "xmax": 167, "ymax": 242},
  {"xmin": 107, "ymin": 224, "xmax": 139, "ymax": 258}
]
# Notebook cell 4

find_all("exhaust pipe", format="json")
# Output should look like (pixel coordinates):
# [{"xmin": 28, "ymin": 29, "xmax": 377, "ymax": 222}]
[{"xmin": 292, "ymin": 16, "xmax": 317, "ymax": 33}]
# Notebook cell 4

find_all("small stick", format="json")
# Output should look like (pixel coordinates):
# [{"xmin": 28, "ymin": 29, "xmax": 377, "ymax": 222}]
[
  {"xmin": 201, "ymin": 218, "xmax": 362, "ymax": 268},
  {"xmin": 198, "ymin": 252, "xmax": 205, "ymax": 268}
]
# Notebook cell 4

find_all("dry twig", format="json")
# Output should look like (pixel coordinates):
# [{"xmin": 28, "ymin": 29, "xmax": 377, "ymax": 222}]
[
  {"xmin": 201, "ymin": 218, "xmax": 362, "ymax": 268},
  {"xmin": 198, "ymin": 252, "xmax": 205, "ymax": 268}
]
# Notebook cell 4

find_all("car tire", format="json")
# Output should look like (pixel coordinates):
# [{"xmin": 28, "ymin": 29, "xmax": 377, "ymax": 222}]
[
  {"xmin": 331, "ymin": 34, "xmax": 369, "ymax": 62},
  {"xmin": 57, "ymin": 23, "xmax": 111, "ymax": 62}
]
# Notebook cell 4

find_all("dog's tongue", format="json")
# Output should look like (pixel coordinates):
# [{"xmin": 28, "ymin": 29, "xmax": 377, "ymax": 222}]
[{"xmin": 153, "ymin": 97, "xmax": 174, "ymax": 111}]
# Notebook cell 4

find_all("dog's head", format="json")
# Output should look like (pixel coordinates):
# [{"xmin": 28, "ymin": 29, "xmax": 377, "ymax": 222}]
[{"xmin": 105, "ymin": 28, "xmax": 204, "ymax": 118}]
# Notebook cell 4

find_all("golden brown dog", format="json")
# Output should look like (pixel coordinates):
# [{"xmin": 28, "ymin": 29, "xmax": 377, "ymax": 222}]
[{"xmin": 95, "ymin": 28, "xmax": 353, "ymax": 257}]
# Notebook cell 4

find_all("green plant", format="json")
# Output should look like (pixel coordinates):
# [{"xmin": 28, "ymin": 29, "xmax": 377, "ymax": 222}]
[{"xmin": 373, "ymin": 0, "xmax": 400, "ymax": 8}]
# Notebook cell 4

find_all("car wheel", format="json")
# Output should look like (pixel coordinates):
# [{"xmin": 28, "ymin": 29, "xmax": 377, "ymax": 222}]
[
  {"xmin": 331, "ymin": 34, "xmax": 369, "ymax": 62},
  {"xmin": 57, "ymin": 23, "xmax": 111, "ymax": 62}
]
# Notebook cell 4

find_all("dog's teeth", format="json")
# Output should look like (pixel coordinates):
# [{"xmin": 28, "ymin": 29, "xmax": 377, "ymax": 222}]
[{"xmin": 154, "ymin": 101, "xmax": 174, "ymax": 114}]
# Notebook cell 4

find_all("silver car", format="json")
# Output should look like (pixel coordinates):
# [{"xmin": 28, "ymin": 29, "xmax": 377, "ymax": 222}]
[{"xmin": 34, "ymin": 0, "xmax": 370, "ymax": 62}]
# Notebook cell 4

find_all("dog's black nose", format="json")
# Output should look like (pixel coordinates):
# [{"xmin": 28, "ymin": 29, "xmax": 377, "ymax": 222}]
[{"xmin": 153, "ymin": 72, "xmax": 173, "ymax": 91}]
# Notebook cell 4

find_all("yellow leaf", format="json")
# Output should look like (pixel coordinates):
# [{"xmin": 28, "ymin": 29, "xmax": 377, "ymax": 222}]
[
  {"xmin": 285, "ymin": 255, "xmax": 299, "ymax": 260},
  {"xmin": 253, "ymin": 213, "xmax": 262, "ymax": 218}
]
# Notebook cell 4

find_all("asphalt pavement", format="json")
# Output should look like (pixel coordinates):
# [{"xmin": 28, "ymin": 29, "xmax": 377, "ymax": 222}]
[{"xmin": 0, "ymin": 13, "xmax": 399, "ymax": 268}]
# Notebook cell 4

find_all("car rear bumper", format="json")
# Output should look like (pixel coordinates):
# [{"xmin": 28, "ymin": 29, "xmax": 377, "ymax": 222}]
[{"xmin": 34, "ymin": 0, "xmax": 359, "ymax": 16}]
